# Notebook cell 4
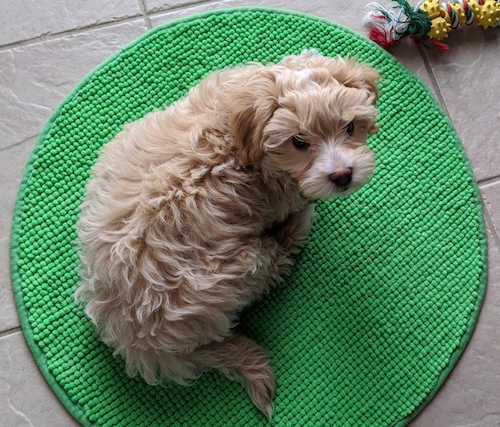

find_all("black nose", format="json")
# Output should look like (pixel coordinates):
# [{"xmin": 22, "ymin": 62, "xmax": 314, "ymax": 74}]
[{"xmin": 329, "ymin": 168, "xmax": 352, "ymax": 187}]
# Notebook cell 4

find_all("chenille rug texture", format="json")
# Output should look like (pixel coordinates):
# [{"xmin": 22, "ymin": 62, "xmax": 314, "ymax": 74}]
[{"xmin": 10, "ymin": 7, "xmax": 487, "ymax": 427}]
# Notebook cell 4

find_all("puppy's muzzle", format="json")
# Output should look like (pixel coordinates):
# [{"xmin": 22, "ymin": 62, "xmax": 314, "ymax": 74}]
[{"xmin": 329, "ymin": 167, "xmax": 352, "ymax": 188}]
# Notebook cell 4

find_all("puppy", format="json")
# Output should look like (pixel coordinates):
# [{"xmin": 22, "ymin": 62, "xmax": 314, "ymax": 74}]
[{"xmin": 76, "ymin": 51, "xmax": 379, "ymax": 417}]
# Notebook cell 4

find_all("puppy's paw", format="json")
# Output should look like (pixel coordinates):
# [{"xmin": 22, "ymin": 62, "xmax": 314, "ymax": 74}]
[{"xmin": 272, "ymin": 203, "xmax": 316, "ymax": 253}]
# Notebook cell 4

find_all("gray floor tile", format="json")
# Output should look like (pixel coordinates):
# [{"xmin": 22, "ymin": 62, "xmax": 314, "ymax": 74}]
[
  {"xmin": 0, "ymin": 0, "xmax": 142, "ymax": 46},
  {"xmin": 480, "ymin": 180, "xmax": 500, "ymax": 244},
  {"xmin": 0, "ymin": 138, "xmax": 34, "ymax": 333},
  {"xmin": 423, "ymin": 26, "xmax": 500, "ymax": 183},
  {"xmin": 0, "ymin": 332, "xmax": 82, "ymax": 427}
]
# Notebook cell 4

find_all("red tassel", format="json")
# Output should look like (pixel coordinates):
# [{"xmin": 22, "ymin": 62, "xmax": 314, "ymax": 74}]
[
  {"xmin": 369, "ymin": 28, "xmax": 398, "ymax": 49},
  {"xmin": 431, "ymin": 39, "xmax": 450, "ymax": 51}
]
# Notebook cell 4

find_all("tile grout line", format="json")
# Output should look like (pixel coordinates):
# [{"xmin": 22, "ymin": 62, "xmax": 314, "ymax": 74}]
[
  {"xmin": 417, "ymin": 44, "xmax": 451, "ymax": 118},
  {"xmin": 0, "ymin": 135, "xmax": 37, "ymax": 153},
  {"xmin": 477, "ymin": 174, "xmax": 500, "ymax": 187},
  {"xmin": 0, "ymin": 14, "xmax": 145, "ymax": 52},
  {"xmin": 138, "ymin": 0, "xmax": 152, "ymax": 30},
  {"xmin": 0, "ymin": 326, "xmax": 22, "ymax": 340},
  {"xmin": 146, "ymin": 0, "xmax": 222, "ymax": 18}
]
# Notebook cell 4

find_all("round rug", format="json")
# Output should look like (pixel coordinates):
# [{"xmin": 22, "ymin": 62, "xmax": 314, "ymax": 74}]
[{"xmin": 10, "ymin": 7, "xmax": 487, "ymax": 427}]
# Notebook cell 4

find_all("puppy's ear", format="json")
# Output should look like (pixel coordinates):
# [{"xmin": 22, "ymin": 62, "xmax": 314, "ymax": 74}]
[
  {"xmin": 328, "ymin": 56, "xmax": 381, "ymax": 105},
  {"xmin": 282, "ymin": 52, "xmax": 381, "ymax": 105},
  {"xmin": 354, "ymin": 64, "xmax": 380, "ymax": 134},
  {"xmin": 227, "ymin": 68, "xmax": 279, "ymax": 167},
  {"xmin": 321, "ymin": 55, "xmax": 381, "ymax": 133},
  {"xmin": 354, "ymin": 61, "xmax": 380, "ymax": 105}
]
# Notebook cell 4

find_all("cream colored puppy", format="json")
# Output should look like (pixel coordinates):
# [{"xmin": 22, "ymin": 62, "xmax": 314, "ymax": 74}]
[{"xmin": 76, "ymin": 51, "xmax": 379, "ymax": 417}]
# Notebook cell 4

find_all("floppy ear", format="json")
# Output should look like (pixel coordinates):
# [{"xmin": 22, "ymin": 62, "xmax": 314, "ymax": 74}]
[
  {"xmin": 314, "ymin": 55, "xmax": 381, "ymax": 133},
  {"xmin": 281, "ymin": 51, "xmax": 381, "ymax": 105},
  {"xmin": 352, "ymin": 61, "xmax": 381, "ymax": 105},
  {"xmin": 227, "ymin": 68, "xmax": 279, "ymax": 167},
  {"xmin": 353, "ymin": 63, "xmax": 380, "ymax": 134}
]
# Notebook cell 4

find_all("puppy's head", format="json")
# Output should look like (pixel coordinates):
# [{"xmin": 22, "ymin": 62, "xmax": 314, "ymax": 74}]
[{"xmin": 228, "ymin": 51, "xmax": 380, "ymax": 200}]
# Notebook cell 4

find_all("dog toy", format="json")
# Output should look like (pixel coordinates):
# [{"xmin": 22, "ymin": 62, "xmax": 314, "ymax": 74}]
[{"xmin": 364, "ymin": 0, "xmax": 500, "ymax": 50}]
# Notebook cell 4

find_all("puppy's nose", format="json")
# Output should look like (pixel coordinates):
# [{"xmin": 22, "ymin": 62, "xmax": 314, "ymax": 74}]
[{"xmin": 329, "ymin": 168, "xmax": 352, "ymax": 187}]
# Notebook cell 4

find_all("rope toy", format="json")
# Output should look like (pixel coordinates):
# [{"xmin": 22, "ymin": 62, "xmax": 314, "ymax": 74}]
[{"xmin": 364, "ymin": 0, "xmax": 500, "ymax": 50}]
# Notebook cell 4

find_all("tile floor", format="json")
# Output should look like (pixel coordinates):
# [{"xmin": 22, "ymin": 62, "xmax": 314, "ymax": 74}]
[{"xmin": 1, "ymin": 1, "xmax": 499, "ymax": 426}]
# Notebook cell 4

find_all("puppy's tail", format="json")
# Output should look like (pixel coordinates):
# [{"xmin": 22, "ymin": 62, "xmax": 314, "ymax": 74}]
[{"xmin": 192, "ymin": 334, "xmax": 275, "ymax": 418}]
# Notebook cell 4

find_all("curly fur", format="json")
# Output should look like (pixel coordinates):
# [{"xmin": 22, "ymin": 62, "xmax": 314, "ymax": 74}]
[{"xmin": 75, "ymin": 51, "xmax": 380, "ymax": 417}]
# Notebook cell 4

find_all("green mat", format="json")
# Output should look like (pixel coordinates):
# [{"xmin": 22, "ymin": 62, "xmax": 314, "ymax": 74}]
[{"xmin": 10, "ymin": 7, "xmax": 487, "ymax": 427}]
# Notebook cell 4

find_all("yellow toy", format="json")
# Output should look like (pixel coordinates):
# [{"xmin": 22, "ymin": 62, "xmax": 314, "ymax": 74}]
[{"xmin": 365, "ymin": 0, "xmax": 500, "ymax": 50}]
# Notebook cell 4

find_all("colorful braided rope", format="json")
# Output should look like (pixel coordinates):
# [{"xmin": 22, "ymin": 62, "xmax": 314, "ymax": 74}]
[{"xmin": 365, "ymin": 0, "xmax": 500, "ymax": 50}]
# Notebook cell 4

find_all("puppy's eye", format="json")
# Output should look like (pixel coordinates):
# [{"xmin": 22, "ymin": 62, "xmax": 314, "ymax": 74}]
[
  {"xmin": 292, "ymin": 135, "xmax": 310, "ymax": 150},
  {"xmin": 345, "ymin": 121, "xmax": 355, "ymax": 136}
]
